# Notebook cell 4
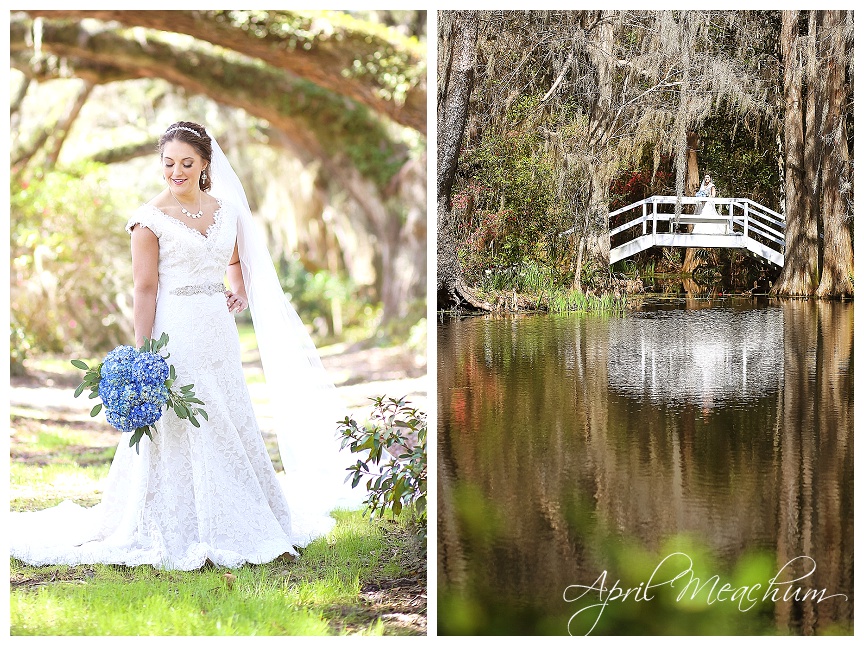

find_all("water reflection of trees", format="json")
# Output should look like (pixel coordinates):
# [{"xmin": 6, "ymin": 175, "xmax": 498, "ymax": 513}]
[
  {"xmin": 438, "ymin": 302, "xmax": 852, "ymax": 635},
  {"xmin": 773, "ymin": 300, "xmax": 853, "ymax": 633}
]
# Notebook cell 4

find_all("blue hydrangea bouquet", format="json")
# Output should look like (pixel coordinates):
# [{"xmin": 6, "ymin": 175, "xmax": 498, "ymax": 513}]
[{"xmin": 72, "ymin": 333, "xmax": 207, "ymax": 453}]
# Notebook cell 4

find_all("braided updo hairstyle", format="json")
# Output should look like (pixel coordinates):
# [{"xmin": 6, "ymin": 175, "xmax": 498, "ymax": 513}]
[{"xmin": 158, "ymin": 121, "xmax": 212, "ymax": 192}]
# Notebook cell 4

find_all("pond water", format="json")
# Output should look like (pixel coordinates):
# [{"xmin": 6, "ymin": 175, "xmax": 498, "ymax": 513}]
[{"xmin": 438, "ymin": 298, "xmax": 853, "ymax": 636}]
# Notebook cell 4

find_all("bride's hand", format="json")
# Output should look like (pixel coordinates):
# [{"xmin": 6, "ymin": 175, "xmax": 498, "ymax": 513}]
[{"xmin": 225, "ymin": 290, "xmax": 248, "ymax": 313}]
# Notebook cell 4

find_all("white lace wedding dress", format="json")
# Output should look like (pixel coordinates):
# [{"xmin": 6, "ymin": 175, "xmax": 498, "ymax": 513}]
[{"xmin": 10, "ymin": 199, "xmax": 337, "ymax": 570}]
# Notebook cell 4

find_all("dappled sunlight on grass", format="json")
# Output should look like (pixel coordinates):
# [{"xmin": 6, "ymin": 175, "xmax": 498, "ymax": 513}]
[{"xmin": 10, "ymin": 506, "xmax": 425, "ymax": 636}]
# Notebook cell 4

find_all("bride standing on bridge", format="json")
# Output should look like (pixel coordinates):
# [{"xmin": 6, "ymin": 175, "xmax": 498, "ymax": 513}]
[{"xmin": 693, "ymin": 174, "xmax": 726, "ymax": 234}]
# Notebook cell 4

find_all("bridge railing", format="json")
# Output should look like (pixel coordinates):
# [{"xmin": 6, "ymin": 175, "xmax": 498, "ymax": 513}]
[{"xmin": 604, "ymin": 196, "xmax": 785, "ymax": 257}]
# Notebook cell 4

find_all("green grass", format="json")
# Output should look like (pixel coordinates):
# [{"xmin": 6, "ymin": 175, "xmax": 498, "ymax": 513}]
[
  {"xmin": 11, "ymin": 509, "xmax": 424, "ymax": 636},
  {"xmin": 10, "ymin": 367, "xmax": 427, "ymax": 636}
]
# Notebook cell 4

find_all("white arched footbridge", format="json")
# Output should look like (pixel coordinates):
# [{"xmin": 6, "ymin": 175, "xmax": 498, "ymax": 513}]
[{"xmin": 565, "ymin": 196, "xmax": 786, "ymax": 268}]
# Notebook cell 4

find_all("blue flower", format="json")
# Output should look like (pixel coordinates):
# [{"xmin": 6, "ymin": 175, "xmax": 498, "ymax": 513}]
[
  {"xmin": 73, "ymin": 334, "xmax": 205, "ymax": 455},
  {"xmin": 96, "ymin": 346, "xmax": 171, "ymax": 433}
]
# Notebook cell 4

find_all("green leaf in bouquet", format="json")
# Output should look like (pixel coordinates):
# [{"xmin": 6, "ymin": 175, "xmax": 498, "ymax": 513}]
[
  {"xmin": 71, "ymin": 359, "xmax": 89, "ymax": 370},
  {"xmin": 90, "ymin": 403, "xmax": 102, "ymax": 417},
  {"xmin": 189, "ymin": 415, "xmax": 200, "ymax": 428},
  {"xmin": 165, "ymin": 379, "xmax": 174, "ymax": 389},
  {"xmin": 174, "ymin": 404, "xmax": 188, "ymax": 419},
  {"xmin": 197, "ymin": 409, "xmax": 209, "ymax": 421},
  {"xmin": 74, "ymin": 382, "xmax": 87, "ymax": 398},
  {"xmin": 170, "ymin": 365, "xmax": 176, "ymax": 380},
  {"xmin": 186, "ymin": 397, "xmax": 205, "ymax": 406},
  {"xmin": 88, "ymin": 390, "xmax": 101, "ymax": 399}
]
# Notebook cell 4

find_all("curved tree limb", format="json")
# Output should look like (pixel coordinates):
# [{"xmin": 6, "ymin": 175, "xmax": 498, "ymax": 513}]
[
  {"xmin": 46, "ymin": 80, "xmax": 93, "ymax": 168},
  {"xmin": 22, "ymin": 9, "xmax": 426, "ymax": 134},
  {"xmin": 10, "ymin": 17, "xmax": 409, "ymax": 190}
]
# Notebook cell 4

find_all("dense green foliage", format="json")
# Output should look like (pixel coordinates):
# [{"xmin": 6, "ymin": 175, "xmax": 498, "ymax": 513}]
[
  {"xmin": 278, "ymin": 254, "xmax": 377, "ymax": 340},
  {"xmin": 698, "ymin": 112, "xmax": 781, "ymax": 209},
  {"xmin": 454, "ymin": 98, "xmax": 573, "ymax": 286}
]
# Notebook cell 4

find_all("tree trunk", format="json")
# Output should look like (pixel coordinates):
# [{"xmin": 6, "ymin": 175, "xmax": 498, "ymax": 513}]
[
  {"xmin": 682, "ymin": 131, "xmax": 705, "ymax": 274},
  {"xmin": 575, "ymin": 11, "xmax": 614, "ymax": 290},
  {"xmin": 803, "ymin": 11, "xmax": 822, "ymax": 275},
  {"xmin": 436, "ymin": 11, "xmax": 491, "ymax": 311},
  {"xmin": 381, "ymin": 153, "xmax": 428, "ymax": 320},
  {"xmin": 815, "ymin": 10, "xmax": 853, "ymax": 298},
  {"xmin": 772, "ymin": 10, "xmax": 819, "ymax": 296}
]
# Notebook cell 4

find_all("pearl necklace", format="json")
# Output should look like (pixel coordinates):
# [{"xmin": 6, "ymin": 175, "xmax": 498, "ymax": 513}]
[{"xmin": 168, "ymin": 187, "xmax": 203, "ymax": 219}]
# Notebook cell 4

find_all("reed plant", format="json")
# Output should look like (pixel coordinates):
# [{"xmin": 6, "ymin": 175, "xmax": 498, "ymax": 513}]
[{"xmin": 546, "ymin": 287, "xmax": 626, "ymax": 314}]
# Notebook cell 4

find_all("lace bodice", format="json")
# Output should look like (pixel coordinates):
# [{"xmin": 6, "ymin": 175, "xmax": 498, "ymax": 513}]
[{"xmin": 125, "ymin": 200, "xmax": 236, "ymax": 294}]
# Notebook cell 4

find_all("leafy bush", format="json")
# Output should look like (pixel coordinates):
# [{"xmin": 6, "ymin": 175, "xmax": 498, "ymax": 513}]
[
  {"xmin": 10, "ymin": 163, "xmax": 134, "ymax": 361},
  {"xmin": 338, "ymin": 396, "xmax": 427, "ymax": 535},
  {"xmin": 453, "ymin": 96, "xmax": 572, "ymax": 284}
]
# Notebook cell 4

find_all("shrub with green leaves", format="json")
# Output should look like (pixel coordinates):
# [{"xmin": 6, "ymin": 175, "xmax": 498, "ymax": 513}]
[
  {"xmin": 338, "ymin": 396, "xmax": 427, "ymax": 533},
  {"xmin": 11, "ymin": 162, "xmax": 133, "ymax": 359}
]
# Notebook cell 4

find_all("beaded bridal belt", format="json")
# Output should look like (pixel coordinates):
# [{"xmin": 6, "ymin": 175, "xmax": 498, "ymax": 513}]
[{"xmin": 169, "ymin": 282, "xmax": 227, "ymax": 296}]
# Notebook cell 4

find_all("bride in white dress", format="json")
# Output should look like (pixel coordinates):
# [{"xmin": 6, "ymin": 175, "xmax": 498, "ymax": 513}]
[
  {"xmin": 692, "ymin": 174, "xmax": 726, "ymax": 235},
  {"xmin": 10, "ymin": 122, "xmax": 358, "ymax": 570}
]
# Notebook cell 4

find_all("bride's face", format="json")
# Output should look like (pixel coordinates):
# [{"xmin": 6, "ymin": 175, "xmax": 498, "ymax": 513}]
[{"xmin": 162, "ymin": 140, "xmax": 207, "ymax": 196}]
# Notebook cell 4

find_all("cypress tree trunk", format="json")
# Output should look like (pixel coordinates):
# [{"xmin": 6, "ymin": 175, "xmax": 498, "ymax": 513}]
[
  {"xmin": 803, "ymin": 11, "xmax": 822, "ymax": 276},
  {"xmin": 772, "ymin": 10, "xmax": 820, "ymax": 296},
  {"xmin": 682, "ymin": 131, "xmax": 705, "ymax": 274},
  {"xmin": 815, "ymin": 10, "xmax": 853, "ymax": 298}
]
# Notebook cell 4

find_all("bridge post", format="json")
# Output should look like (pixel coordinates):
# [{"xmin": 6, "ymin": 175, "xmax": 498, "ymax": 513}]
[
  {"xmin": 642, "ymin": 202, "xmax": 647, "ymax": 235},
  {"xmin": 743, "ymin": 201, "xmax": 749, "ymax": 239},
  {"xmin": 652, "ymin": 201, "xmax": 657, "ymax": 237}
]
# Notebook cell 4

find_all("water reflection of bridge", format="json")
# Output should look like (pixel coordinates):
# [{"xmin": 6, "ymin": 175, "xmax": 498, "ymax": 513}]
[{"xmin": 606, "ymin": 307, "xmax": 784, "ymax": 405}]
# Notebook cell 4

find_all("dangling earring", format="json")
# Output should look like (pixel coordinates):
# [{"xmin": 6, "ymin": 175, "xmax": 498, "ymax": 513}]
[{"xmin": 202, "ymin": 169, "xmax": 207, "ymax": 182}]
